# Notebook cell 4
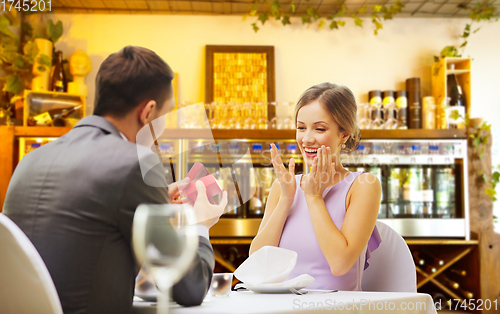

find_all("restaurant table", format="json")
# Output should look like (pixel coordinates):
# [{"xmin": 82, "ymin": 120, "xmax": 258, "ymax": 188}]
[{"xmin": 133, "ymin": 290, "xmax": 437, "ymax": 314}]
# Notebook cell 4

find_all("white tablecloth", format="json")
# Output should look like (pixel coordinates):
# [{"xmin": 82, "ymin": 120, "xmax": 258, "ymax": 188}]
[{"xmin": 133, "ymin": 290, "xmax": 437, "ymax": 314}]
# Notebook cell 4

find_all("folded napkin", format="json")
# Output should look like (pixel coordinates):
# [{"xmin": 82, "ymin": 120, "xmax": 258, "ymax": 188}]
[{"xmin": 234, "ymin": 246, "xmax": 314, "ymax": 288}]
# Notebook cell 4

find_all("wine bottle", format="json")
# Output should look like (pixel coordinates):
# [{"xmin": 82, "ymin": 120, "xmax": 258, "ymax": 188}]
[
  {"xmin": 396, "ymin": 90, "xmax": 408, "ymax": 129},
  {"xmin": 248, "ymin": 168, "xmax": 263, "ymax": 218},
  {"xmin": 443, "ymin": 276, "xmax": 460, "ymax": 289},
  {"xmin": 431, "ymin": 292, "xmax": 450, "ymax": 310},
  {"xmin": 412, "ymin": 251, "xmax": 425, "ymax": 266},
  {"xmin": 457, "ymin": 288, "xmax": 473, "ymax": 299},
  {"xmin": 223, "ymin": 168, "xmax": 241, "ymax": 218},
  {"xmin": 446, "ymin": 68, "xmax": 466, "ymax": 129},
  {"xmin": 53, "ymin": 105, "xmax": 82, "ymax": 126},
  {"xmin": 450, "ymin": 268, "xmax": 467, "ymax": 277},
  {"xmin": 51, "ymin": 51, "xmax": 68, "ymax": 92},
  {"xmin": 413, "ymin": 251, "xmax": 444, "ymax": 269},
  {"xmin": 406, "ymin": 78, "xmax": 422, "ymax": 129}
]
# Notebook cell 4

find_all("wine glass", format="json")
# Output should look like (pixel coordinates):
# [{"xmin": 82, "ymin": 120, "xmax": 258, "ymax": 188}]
[{"xmin": 133, "ymin": 204, "xmax": 199, "ymax": 314}]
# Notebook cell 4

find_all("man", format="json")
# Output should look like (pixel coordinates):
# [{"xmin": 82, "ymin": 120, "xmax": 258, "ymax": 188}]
[{"xmin": 3, "ymin": 46, "xmax": 227, "ymax": 313}]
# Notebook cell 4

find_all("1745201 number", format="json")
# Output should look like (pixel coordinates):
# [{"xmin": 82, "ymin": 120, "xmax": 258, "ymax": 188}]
[{"xmin": 1, "ymin": 0, "xmax": 51, "ymax": 12}]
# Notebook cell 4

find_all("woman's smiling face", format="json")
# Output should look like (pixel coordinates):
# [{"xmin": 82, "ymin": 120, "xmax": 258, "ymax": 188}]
[{"xmin": 296, "ymin": 100, "xmax": 346, "ymax": 167}]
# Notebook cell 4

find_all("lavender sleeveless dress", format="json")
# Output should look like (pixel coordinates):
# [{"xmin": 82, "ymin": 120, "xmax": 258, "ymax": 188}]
[{"xmin": 278, "ymin": 172, "xmax": 382, "ymax": 291}]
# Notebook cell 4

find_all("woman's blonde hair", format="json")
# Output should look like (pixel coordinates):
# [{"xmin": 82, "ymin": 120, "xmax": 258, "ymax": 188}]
[{"xmin": 294, "ymin": 82, "xmax": 361, "ymax": 152}]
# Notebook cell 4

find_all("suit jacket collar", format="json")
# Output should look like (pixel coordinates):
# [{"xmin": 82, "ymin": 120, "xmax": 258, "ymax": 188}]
[{"xmin": 74, "ymin": 115, "xmax": 122, "ymax": 138}]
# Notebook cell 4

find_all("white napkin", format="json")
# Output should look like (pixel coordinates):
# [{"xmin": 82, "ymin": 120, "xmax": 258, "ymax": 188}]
[{"xmin": 234, "ymin": 246, "xmax": 314, "ymax": 288}]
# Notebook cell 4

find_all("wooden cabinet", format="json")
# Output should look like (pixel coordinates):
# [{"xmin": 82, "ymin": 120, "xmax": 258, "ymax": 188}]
[
  {"xmin": 408, "ymin": 236, "xmax": 481, "ymax": 312},
  {"xmin": 431, "ymin": 57, "xmax": 471, "ymax": 129}
]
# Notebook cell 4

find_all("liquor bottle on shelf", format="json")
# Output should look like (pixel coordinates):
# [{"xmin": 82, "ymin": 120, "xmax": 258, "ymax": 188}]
[
  {"xmin": 406, "ymin": 77, "xmax": 422, "ymax": 129},
  {"xmin": 414, "ymin": 251, "xmax": 445, "ymax": 267},
  {"xmin": 421, "ymin": 166, "xmax": 434, "ymax": 218},
  {"xmin": 52, "ymin": 105, "xmax": 83, "ymax": 126},
  {"xmin": 450, "ymin": 268, "xmax": 467, "ymax": 277},
  {"xmin": 458, "ymin": 288, "xmax": 473, "ymax": 299},
  {"xmin": 223, "ymin": 168, "xmax": 242, "ymax": 218},
  {"xmin": 27, "ymin": 106, "xmax": 81, "ymax": 127},
  {"xmin": 368, "ymin": 90, "xmax": 382, "ymax": 105},
  {"xmin": 412, "ymin": 251, "xmax": 425, "ymax": 266},
  {"xmin": 446, "ymin": 66, "xmax": 466, "ymax": 129},
  {"xmin": 51, "ymin": 51, "xmax": 68, "ymax": 92},
  {"xmin": 381, "ymin": 90, "xmax": 395, "ymax": 120},
  {"xmin": 247, "ymin": 168, "xmax": 263, "ymax": 218},
  {"xmin": 443, "ymin": 276, "xmax": 460, "ymax": 289},
  {"xmin": 435, "ymin": 166, "xmax": 454, "ymax": 218},
  {"xmin": 396, "ymin": 90, "xmax": 408, "ymax": 129},
  {"xmin": 408, "ymin": 164, "xmax": 423, "ymax": 217},
  {"xmin": 431, "ymin": 292, "xmax": 451, "ymax": 310}
]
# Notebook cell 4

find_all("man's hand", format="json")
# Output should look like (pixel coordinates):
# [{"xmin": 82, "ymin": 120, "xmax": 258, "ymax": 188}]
[
  {"xmin": 191, "ymin": 181, "xmax": 228, "ymax": 229},
  {"xmin": 167, "ymin": 177, "xmax": 191, "ymax": 204}
]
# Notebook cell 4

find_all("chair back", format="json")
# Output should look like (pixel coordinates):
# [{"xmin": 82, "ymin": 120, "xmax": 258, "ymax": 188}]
[
  {"xmin": 0, "ymin": 213, "xmax": 63, "ymax": 314},
  {"xmin": 361, "ymin": 220, "xmax": 417, "ymax": 292}
]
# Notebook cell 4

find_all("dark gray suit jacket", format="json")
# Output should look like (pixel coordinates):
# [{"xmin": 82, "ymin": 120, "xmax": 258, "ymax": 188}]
[{"xmin": 3, "ymin": 115, "xmax": 214, "ymax": 314}]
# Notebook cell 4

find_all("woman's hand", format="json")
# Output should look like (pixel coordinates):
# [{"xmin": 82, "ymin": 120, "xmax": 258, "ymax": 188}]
[
  {"xmin": 302, "ymin": 146, "xmax": 336, "ymax": 198},
  {"xmin": 270, "ymin": 143, "xmax": 296, "ymax": 200}
]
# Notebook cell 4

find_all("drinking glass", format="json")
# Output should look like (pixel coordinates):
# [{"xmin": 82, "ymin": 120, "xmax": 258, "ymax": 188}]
[
  {"xmin": 370, "ymin": 107, "xmax": 384, "ymax": 129},
  {"xmin": 382, "ymin": 104, "xmax": 398, "ymax": 129},
  {"xmin": 133, "ymin": 204, "xmax": 199, "ymax": 314},
  {"xmin": 357, "ymin": 103, "xmax": 371, "ymax": 129}
]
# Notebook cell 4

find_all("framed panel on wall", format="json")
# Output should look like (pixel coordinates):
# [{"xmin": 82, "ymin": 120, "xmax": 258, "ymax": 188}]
[{"xmin": 205, "ymin": 45, "xmax": 275, "ymax": 104}]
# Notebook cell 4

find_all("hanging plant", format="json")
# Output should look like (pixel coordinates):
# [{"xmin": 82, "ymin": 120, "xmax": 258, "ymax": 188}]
[
  {"xmin": 437, "ymin": 0, "xmax": 498, "ymax": 60},
  {"xmin": 243, "ymin": 0, "xmax": 405, "ymax": 35},
  {"xmin": 0, "ymin": 13, "xmax": 63, "ymax": 96}
]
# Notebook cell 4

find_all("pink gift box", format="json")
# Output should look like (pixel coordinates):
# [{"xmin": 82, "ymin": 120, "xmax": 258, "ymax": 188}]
[{"xmin": 181, "ymin": 162, "xmax": 222, "ymax": 203}]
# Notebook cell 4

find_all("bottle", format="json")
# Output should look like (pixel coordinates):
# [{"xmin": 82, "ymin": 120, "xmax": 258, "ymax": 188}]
[
  {"xmin": 450, "ymin": 268, "xmax": 467, "ymax": 277},
  {"xmin": 223, "ymin": 168, "xmax": 241, "ymax": 218},
  {"xmin": 412, "ymin": 251, "xmax": 425, "ymax": 266},
  {"xmin": 406, "ymin": 78, "xmax": 422, "ymax": 129},
  {"xmin": 458, "ymin": 288, "xmax": 473, "ymax": 299},
  {"xmin": 421, "ymin": 166, "xmax": 434, "ymax": 218},
  {"xmin": 414, "ymin": 251, "xmax": 444, "ymax": 267},
  {"xmin": 248, "ymin": 168, "xmax": 263, "ymax": 218},
  {"xmin": 443, "ymin": 276, "xmax": 460, "ymax": 289},
  {"xmin": 431, "ymin": 292, "xmax": 451, "ymax": 310},
  {"xmin": 388, "ymin": 166, "xmax": 402, "ymax": 218},
  {"xmin": 396, "ymin": 90, "xmax": 408, "ymax": 129},
  {"xmin": 446, "ymin": 67, "xmax": 466, "ymax": 129},
  {"xmin": 422, "ymin": 96, "xmax": 437, "ymax": 129},
  {"xmin": 408, "ymin": 163, "xmax": 423, "ymax": 217},
  {"xmin": 435, "ymin": 167, "xmax": 452, "ymax": 218},
  {"xmin": 51, "ymin": 51, "xmax": 68, "ymax": 92},
  {"xmin": 368, "ymin": 90, "xmax": 382, "ymax": 105},
  {"xmin": 52, "ymin": 105, "xmax": 83, "ymax": 126}
]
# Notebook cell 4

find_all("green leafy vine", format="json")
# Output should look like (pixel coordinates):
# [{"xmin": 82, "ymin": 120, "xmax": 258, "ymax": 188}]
[
  {"xmin": 244, "ymin": 0, "xmax": 404, "ymax": 35},
  {"xmin": 467, "ymin": 116, "xmax": 499, "ymax": 204},
  {"xmin": 438, "ymin": 0, "xmax": 498, "ymax": 60}
]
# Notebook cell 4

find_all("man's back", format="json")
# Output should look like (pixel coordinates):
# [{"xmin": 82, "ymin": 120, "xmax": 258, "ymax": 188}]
[{"xmin": 4, "ymin": 116, "xmax": 169, "ymax": 313}]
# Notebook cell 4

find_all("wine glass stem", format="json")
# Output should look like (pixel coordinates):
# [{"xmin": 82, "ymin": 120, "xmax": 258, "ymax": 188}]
[{"xmin": 157, "ymin": 280, "xmax": 171, "ymax": 314}]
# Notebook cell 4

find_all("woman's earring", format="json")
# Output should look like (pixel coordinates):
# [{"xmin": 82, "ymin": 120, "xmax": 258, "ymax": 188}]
[{"xmin": 341, "ymin": 143, "xmax": 346, "ymax": 149}]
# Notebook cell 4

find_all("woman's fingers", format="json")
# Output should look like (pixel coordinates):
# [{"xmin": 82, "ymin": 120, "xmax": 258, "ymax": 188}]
[
  {"xmin": 310, "ymin": 155, "xmax": 318, "ymax": 179},
  {"xmin": 331, "ymin": 162, "xmax": 336, "ymax": 183},
  {"xmin": 271, "ymin": 143, "xmax": 287, "ymax": 180},
  {"xmin": 289, "ymin": 158, "xmax": 295, "ymax": 175}
]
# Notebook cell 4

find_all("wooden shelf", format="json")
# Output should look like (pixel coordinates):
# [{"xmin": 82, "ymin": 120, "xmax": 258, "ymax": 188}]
[
  {"xmin": 157, "ymin": 128, "xmax": 467, "ymax": 140},
  {"xmin": 14, "ymin": 126, "xmax": 73, "ymax": 137}
]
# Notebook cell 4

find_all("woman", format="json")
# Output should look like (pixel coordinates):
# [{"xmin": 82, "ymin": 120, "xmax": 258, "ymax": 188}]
[{"xmin": 249, "ymin": 82, "xmax": 382, "ymax": 291}]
